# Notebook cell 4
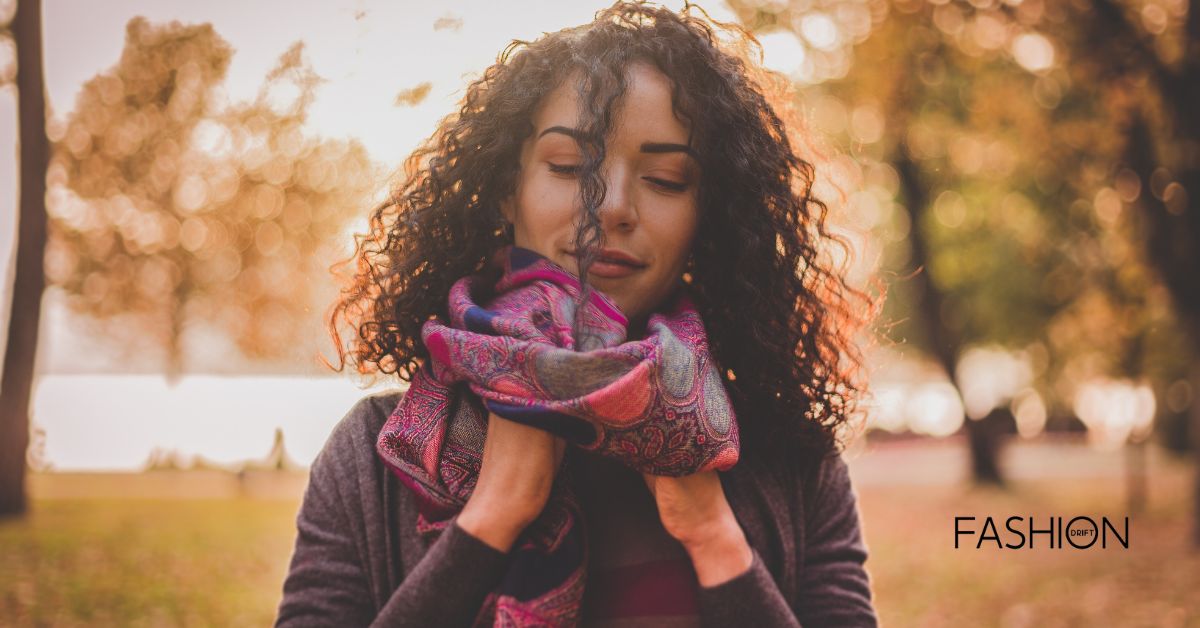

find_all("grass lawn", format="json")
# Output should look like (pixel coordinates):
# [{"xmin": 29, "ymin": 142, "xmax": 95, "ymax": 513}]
[
  {"xmin": 0, "ymin": 499, "xmax": 298, "ymax": 627},
  {"xmin": 1, "ymin": 452, "xmax": 1198, "ymax": 626}
]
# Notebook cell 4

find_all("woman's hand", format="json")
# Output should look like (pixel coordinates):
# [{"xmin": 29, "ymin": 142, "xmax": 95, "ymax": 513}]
[
  {"xmin": 642, "ymin": 470, "xmax": 754, "ymax": 587},
  {"xmin": 457, "ymin": 412, "xmax": 566, "ymax": 553}
]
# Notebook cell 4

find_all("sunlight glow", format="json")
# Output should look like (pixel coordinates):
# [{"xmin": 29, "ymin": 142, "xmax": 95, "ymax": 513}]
[
  {"xmin": 956, "ymin": 346, "xmax": 1034, "ymax": 420},
  {"xmin": 756, "ymin": 29, "xmax": 808, "ymax": 79},
  {"xmin": 191, "ymin": 119, "xmax": 234, "ymax": 158},
  {"xmin": 906, "ymin": 381, "xmax": 966, "ymax": 437},
  {"xmin": 1011, "ymin": 387, "xmax": 1047, "ymax": 438},
  {"xmin": 1072, "ymin": 379, "xmax": 1156, "ymax": 451},
  {"xmin": 1011, "ymin": 32, "xmax": 1055, "ymax": 72},
  {"xmin": 798, "ymin": 12, "xmax": 840, "ymax": 51}
]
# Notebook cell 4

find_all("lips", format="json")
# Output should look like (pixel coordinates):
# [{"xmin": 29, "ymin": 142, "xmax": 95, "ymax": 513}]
[
  {"xmin": 596, "ymin": 248, "xmax": 647, "ymax": 268},
  {"xmin": 566, "ymin": 248, "xmax": 647, "ymax": 279}
]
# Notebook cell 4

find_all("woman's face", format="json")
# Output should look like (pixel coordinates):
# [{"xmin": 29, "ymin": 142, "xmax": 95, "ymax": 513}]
[{"xmin": 500, "ymin": 60, "xmax": 700, "ymax": 330}]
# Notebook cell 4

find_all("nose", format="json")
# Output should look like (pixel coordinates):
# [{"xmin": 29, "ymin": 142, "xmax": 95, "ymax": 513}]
[{"xmin": 596, "ymin": 162, "xmax": 638, "ymax": 233}]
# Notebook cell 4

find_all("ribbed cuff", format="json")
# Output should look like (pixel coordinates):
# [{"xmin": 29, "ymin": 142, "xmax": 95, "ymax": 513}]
[
  {"xmin": 696, "ymin": 548, "xmax": 799, "ymax": 627},
  {"xmin": 444, "ymin": 517, "xmax": 512, "ymax": 563},
  {"xmin": 372, "ymin": 518, "xmax": 511, "ymax": 627}
]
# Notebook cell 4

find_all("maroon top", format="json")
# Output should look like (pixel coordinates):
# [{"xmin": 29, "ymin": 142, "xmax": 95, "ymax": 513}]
[{"xmin": 574, "ymin": 447, "xmax": 699, "ymax": 625}]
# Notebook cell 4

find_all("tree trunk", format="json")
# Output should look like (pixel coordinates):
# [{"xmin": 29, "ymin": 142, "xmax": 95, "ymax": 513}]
[
  {"xmin": 1125, "ymin": 439, "xmax": 1147, "ymax": 515},
  {"xmin": 0, "ymin": 0, "xmax": 49, "ymax": 518},
  {"xmin": 894, "ymin": 142, "xmax": 1005, "ymax": 486},
  {"xmin": 882, "ymin": 31, "xmax": 1006, "ymax": 487},
  {"xmin": 1121, "ymin": 109, "xmax": 1200, "ymax": 544},
  {"xmin": 165, "ymin": 280, "xmax": 185, "ymax": 386},
  {"xmin": 1191, "ymin": 363, "xmax": 1200, "ymax": 546}
]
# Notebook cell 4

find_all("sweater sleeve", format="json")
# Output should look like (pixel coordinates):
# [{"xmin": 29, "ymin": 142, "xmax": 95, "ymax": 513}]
[
  {"xmin": 696, "ymin": 546, "xmax": 799, "ymax": 627},
  {"xmin": 370, "ymin": 520, "xmax": 511, "ymax": 627},
  {"xmin": 276, "ymin": 397, "xmax": 512, "ymax": 628},
  {"xmin": 793, "ymin": 452, "xmax": 877, "ymax": 627},
  {"xmin": 695, "ymin": 452, "xmax": 877, "ymax": 628}
]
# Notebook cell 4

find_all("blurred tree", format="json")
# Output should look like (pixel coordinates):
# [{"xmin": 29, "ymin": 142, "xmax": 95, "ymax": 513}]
[
  {"xmin": 0, "ymin": 0, "xmax": 47, "ymax": 518},
  {"xmin": 1068, "ymin": 0, "xmax": 1200, "ymax": 543},
  {"xmin": 45, "ymin": 18, "xmax": 378, "ymax": 380},
  {"xmin": 724, "ymin": 0, "xmax": 1191, "ymax": 492}
]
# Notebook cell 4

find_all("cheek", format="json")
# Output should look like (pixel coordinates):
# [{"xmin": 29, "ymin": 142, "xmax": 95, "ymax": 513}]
[
  {"xmin": 648, "ymin": 207, "xmax": 698, "ymax": 268},
  {"xmin": 517, "ymin": 177, "xmax": 578, "ymax": 235}
]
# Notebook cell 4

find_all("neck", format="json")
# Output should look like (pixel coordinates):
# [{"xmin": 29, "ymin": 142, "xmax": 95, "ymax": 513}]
[{"xmin": 626, "ymin": 315, "xmax": 649, "ymax": 341}]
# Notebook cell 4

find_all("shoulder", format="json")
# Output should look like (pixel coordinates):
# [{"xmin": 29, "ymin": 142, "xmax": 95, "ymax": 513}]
[
  {"xmin": 739, "ymin": 442, "xmax": 851, "ymax": 498},
  {"xmin": 733, "ymin": 444, "xmax": 860, "ymax": 538},
  {"xmin": 786, "ymin": 446, "xmax": 868, "ymax": 573},
  {"xmin": 322, "ymin": 389, "xmax": 407, "ymax": 456},
  {"xmin": 308, "ymin": 389, "xmax": 407, "ymax": 492},
  {"xmin": 791, "ymin": 447, "xmax": 851, "ymax": 493},
  {"xmin": 799, "ymin": 449, "xmax": 858, "ymax": 524}
]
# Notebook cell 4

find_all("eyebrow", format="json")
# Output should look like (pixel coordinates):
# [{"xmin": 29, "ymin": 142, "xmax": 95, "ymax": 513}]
[{"xmin": 538, "ymin": 125, "xmax": 699, "ymax": 161}]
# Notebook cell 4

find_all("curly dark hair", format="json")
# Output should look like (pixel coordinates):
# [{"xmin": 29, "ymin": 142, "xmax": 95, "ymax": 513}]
[{"xmin": 327, "ymin": 0, "xmax": 880, "ymax": 463}]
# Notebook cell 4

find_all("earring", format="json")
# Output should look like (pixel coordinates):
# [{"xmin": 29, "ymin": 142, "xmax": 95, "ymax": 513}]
[{"xmin": 682, "ymin": 254, "xmax": 695, "ymax": 285}]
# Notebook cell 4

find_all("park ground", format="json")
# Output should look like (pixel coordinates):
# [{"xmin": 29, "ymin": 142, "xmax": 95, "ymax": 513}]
[{"xmin": 2, "ymin": 436, "xmax": 1198, "ymax": 627}]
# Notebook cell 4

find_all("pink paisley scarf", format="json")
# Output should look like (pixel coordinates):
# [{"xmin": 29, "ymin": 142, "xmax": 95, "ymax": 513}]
[{"xmin": 376, "ymin": 244, "xmax": 739, "ymax": 627}]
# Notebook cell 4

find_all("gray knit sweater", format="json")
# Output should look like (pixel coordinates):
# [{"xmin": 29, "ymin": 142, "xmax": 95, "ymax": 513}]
[{"xmin": 275, "ymin": 390, "xmax": 877, "ymax": 627}]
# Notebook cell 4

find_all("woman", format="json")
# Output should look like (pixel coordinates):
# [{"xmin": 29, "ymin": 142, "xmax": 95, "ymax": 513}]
[{"xmin": 277, "ymin": 2, "xmax": 880, "ymax": 626}]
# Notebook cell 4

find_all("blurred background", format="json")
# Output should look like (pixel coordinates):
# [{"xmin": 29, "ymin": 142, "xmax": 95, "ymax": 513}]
[{"xmin": 0, "ymin": 0, "xmax": 1197, "ymax": 625}]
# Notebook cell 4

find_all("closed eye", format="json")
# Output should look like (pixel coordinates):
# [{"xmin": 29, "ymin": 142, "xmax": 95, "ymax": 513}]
[
  {"xmin": 643, "ymin": 176, "xmax": 688, "ymax": 192},
  {"xmin": 548, "ymin": 163, "xmax": 580, "ymax": 175}
]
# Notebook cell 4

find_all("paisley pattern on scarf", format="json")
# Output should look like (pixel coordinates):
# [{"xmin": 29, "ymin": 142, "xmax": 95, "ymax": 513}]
[{"xmin": 376, "ymin": 244, "xmax": 739, "ymax": 627}]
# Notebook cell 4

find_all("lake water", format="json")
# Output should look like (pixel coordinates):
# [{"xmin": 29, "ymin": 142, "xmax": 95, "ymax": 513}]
[{"xmin": 31, "ymin": 374, "xmax": 402, "ymax": 471}]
